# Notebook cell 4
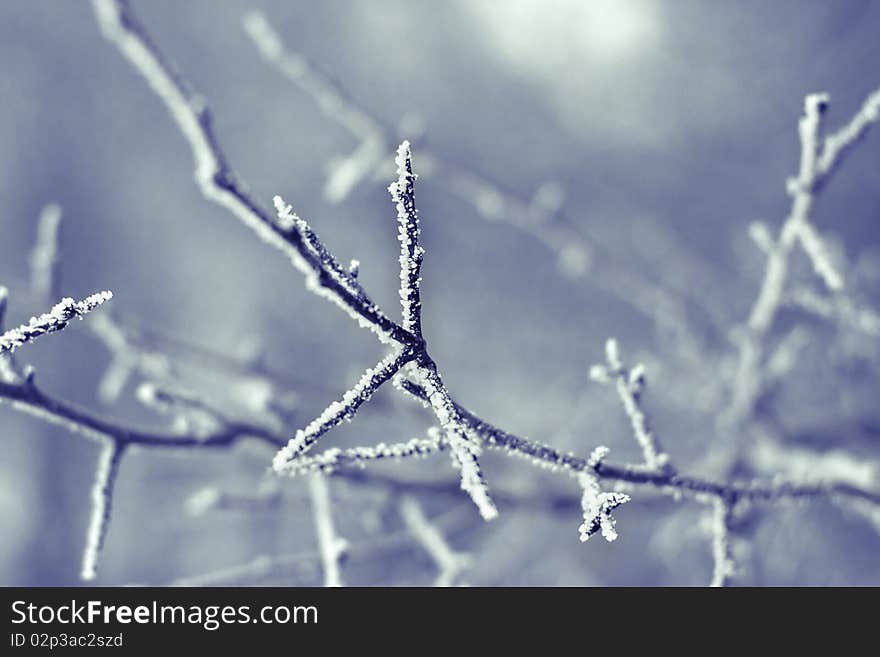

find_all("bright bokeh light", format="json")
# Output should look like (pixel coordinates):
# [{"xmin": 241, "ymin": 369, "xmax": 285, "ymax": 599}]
[
  {"xmin": 465, "ymin": 0, "xmax": 661, "ymax": 75},
  {"xmin": 462, "ymin": 0, "xmax": 667, "ymax": 147}
]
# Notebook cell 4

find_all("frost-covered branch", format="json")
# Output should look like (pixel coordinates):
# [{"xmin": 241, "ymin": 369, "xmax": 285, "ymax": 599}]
[
  {"xmin": 404, "ymin": 362, "xmax": 498, "ymax": 521},
  {"xmin": 81, "ymin": 438, "xmax": 125, "ymax": 580},
  {"xmin": 8, "ymin": 360, "xmax": 876, "ymax": 511},
  {"xmin": 577, "ymin": 448, "xmax": 630, "ymax": 542},
  {"xmin": 589, "ymin": 338, "xmax": 671, "ymax": 472},
  {"xmin": 391, "ymin": 378, "xmax": 880, "ymax": 506},
  {"xmin": 92, "ymin": 0, "xmax": 410, "ymax": 346},
  {"xmin": 272, "ymin": 347, "xmax": 416, "ymax": 471},
  {"xmin": 241, "ymin": 9, "xmax": 718, "ymax": 342},
  {"xmin": 578, "ymin": 474, "xmax": 630, "ymax": 543},
  {"xmin": 0, "ymin": 373, "xmax": 281, "ymax": 451},
  {"xmin": 709, "ymin": 497, "xmax": 735, "ymax": 587},
  {"xmin": 0, "ymin": 292, "xmax": 113, "ymax": 355},
  {"xmin": 390, "ymin": 141, "xmax": 425, "ymax": 339},
  {"xmin": 272, "ymin": 428, "xmax": 445, "ymax": 477},
  {"xmin": 399, "ymin": 495, "xmax": 470, "ymax": 586},
  {"xmin": 309, "ymin": 475, "xmax": 348, "ymax": 587},
  {"xmin": 73, "ymin": 1, "xmax": 880, "ymax": 585},
  {"xmin": 747, "ymin": 94, "xmax": 835, "ymax": 337},
  {"xmin": 816, "ymin": 88, "xmax": 880, "ymax": 183},
  {"xmin": 272, "ymin": 139, "xmax": 498, "ymax": 520},
  {"xmin": 3, "ymin": 325, "xmax": 879, "ymax": 583},
  {"xmin": 729, "ymin": 89, "xmax": 880, "ymax": 423}
]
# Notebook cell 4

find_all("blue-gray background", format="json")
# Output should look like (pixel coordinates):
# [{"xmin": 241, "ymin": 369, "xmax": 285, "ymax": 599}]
[{"xmin": 1, "ymin": 0, "xmax": 878, "ymax": 585}]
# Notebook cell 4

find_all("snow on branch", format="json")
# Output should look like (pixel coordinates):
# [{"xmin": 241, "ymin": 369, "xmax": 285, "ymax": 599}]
[
  {"xmin": 390, "ymin": 141, "xmax": 425, "ymax": 339},
  {"xmin": 272, "ymin": 138, "xmax": 497, "ymax": 520},
  {"xmin": 406, "ymin": 363, "xmax": 498, "ymax": 521},
  {"xmin": 272, "ymin": 428, "xmax": 445, "ymax": 477},
  {"xmin": 272, "ymin": 196, "xmax": 368, "ymax": 305},
  {"xmin": 13, "ymin": 1, "xmax": 866, "ymax": 585},
  {"xmin": 92, "ymin": 0, "xmax": 409, "ymax": 346},
  {"xmin": 272, "ymin": 348, "xmax": 416, "ymax": 472},
  {"xmin": 577, "ymin": 470, "xmax": 630, "ymax": 543},
  {"xmin": 590, "ymin": 338, "xmax": 671, "ymax": 472},
  {"xmin": 0, "ymin": 292, "xmax": 113, "ymax": 355},
  {"xmin": 575, "ymin": 446, "xmax": 630, "ymax": 543}
]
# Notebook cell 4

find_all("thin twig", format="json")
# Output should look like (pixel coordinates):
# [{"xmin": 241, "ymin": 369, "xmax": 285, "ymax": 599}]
[
  {"xmin": 399, "ymin": 495, "xmax": 470, "ymax": 586},
  {"xmin": 0, "ymin": 292, "xmax": 113, "ymax": 355},
  {"xmin": 308, "ymin": 474, "xmax": 347, "ymax": 587},
  {"xmin": 92, "ymin": 0, "xmax": 411, "ymax": 346},
  {"xmin": 709, "ymin": 497, "xmax": 735, "ymax": 587},
  {"xmin": 241, "ymin": 9, "xmax": 722, "ymax": 343},
  {"xmin": 590, "ymin": 338, "xmax": 671, "ymax": 472},
  {"xmin": 272, "ymin": 347, "xmax": 416, "ymax": 470},
  {"xmin": 29, "ymin": 203, "xmax": 63, "ymax": 299},
  {"xmin": 729, "ymin": 89, "xmax": 880, "ymax": 423},
  {"xmin": 81, "ymin": 439, "xmax": 126, "ymax": 580},
  {"xmin": 390, "ymin": 141, "xmax": 424, "ymax": 339}
]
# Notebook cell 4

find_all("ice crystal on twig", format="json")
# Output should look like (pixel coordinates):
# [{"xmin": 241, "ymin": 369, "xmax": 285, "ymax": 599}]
[
  {"xmin": 6, "ymin": 2, "xmax": 862, "ymax": 586},
  {"xmin": 406, "ymin": 363, "xmax": 498, "ymax": 521},
  {"xmin": 93, "ymin": 0, "xmax": 408, "ymax": 346},
  {"xmin": 272, "ymin": 348, "xmax": 414, "ymax": 472},
  {"xmin": 0, "ymin": 292, "xmax": 113, "ymax": 355},
  {"xmin": 578, "ymin": 469, "xmax": 630, "ymax": 543},
  {"xmin": 389, "ymin": 141, "xmax": 425, "ymax": 338},
  {"xmin": 590, "ymin": 338, "xmax": 670, "ymax": 472},
  {"xmin": 273, "ymin": 428, "xmax": 445, "ymax": 477},
  {"xmin": 272, "ymin": 140, "xmax": 496, "ymax": 520}
]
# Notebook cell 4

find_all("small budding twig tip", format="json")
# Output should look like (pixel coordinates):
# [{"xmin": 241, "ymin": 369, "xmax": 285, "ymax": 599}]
[{"xmin": 604, "ymin": 338, "xmax": 621, "ymax": 370}]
